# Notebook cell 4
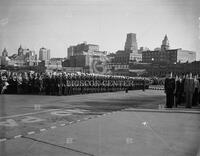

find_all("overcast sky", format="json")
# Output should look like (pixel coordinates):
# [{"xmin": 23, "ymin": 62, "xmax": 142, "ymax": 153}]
[{"xmin": 0, "ymin": 0, "xmax": 200, "ymax": 59}]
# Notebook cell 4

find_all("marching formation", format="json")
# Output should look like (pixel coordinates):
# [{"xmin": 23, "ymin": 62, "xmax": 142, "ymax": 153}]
[{"xmin": 0, "ymin": 70, "xmax": 149, "ymax": 95}]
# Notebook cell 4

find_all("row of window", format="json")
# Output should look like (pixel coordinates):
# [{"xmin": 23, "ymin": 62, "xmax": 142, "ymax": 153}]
[
  {"xmin": 106, "ymin": 65, "xmax": 129, "ymax": 69},
  {"xmin": 143, "ymin": 53, "xmax": 177, "ymax": 57}
]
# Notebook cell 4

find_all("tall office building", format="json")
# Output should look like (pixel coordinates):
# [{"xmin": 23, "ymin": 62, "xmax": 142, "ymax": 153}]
[
  {"xmin": 39, "ymin": 47, "xmax": 50, "ymax": 61},
  {"xmin": 161, "ymin": 35, "xmax": 170, "ymax": 51},
  {"xmin": 67, "ymin": 46, "xmax": 75, "ymax": 59},
  {"xmin": 2, "ymin": 48, "xmax": 8, "ymax": 57},
  {"xmin": 124, "ymin": 33, "xmax": 138, "ymax": 53},
  {"xmin": 18, "ymin": 45, "xmax": 24, "ymax": 56}
]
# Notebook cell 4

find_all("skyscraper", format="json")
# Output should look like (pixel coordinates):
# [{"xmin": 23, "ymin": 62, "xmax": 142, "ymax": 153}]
[
  {"xmin": 124, "ymin": 33, "xmax": 138, "ymax": 53},
  {"xmin": 39, "ymin": 47, "xmax": 50, "ymax": 61},
  {"xmin": 67, "ymin": 46, "xmax": 75, "ymax": 59},
  {"xmin": 2, "ymin": 48, "xmax": 8, "ymax": 57},
  {"xmin": 18, "ymin": 45, "xmax": 23, "ymax": 56}
]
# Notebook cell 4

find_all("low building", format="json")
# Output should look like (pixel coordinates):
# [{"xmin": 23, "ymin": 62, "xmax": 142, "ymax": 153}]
[
  {"xmin": 138, "ymin": 47, "xmax": 149, "ymax": 54},
  {"xmin": 113, "ymin": 50, "xmax": 129, "ymax": 64},
  {"xmin": 128, "ymin": 61, "xmax": 200, "ymax": 77},
  {"xmin": 69, "ymin": 42, "xmax": 99, "ymax": 56},
  {"xmin": 4, "ymin": 45, "xmax": 39, "ymax": 67},
  {"xmin": 142, "ymin": 35, "xmax": 196, "ymax": 64},
  {"xmin": 38, "ymin": 60, "xmax": 62, "ymax": 71},
  {"xmin": 67, "ymin": 42, "xmax": 108, "ymax": 74},
  {"xmin": 142, "ymin": 49, "xmax": 196, "ymax": 64},
  {"xmin": 130, "ymin": 53, "xmax": 142, "ymax": 62},
  {"xmin": 70, "ymin": 55, "xmax": 90, "ymax": 67},
  {"xmin": 62, "ymin": 59, "xmax": 70, "ymax": 67},
  {"xmin": 142, "ymin": 61, "xmax": 200, "ymax": 77},
  {"xmin": 8, "ymin": 55, "xmax": 26, "ymax": 67}
]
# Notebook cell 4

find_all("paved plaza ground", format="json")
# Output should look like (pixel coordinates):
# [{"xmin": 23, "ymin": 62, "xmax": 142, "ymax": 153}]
[{"xmin": 0, "ymin": 89, "xmax": 200, "ymax": 156}]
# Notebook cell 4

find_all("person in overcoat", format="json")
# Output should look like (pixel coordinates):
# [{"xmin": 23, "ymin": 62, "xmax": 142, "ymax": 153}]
[
  {"xmin": 184, "ymin": 73, "xmax": 195, "ymax": 108},
  {"xmin": 164, "ymin": 72, "xmax": 175, "ymax": 108}
]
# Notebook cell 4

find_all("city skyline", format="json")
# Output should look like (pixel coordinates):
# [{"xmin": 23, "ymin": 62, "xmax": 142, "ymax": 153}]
[{"xmin": 0, "ymin": 0, "xmax": 200, "ymax": 59}]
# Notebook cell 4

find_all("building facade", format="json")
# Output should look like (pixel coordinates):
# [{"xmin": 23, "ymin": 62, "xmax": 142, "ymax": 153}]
[
  {"xmin": 161, "ymin": 35, "xmax": 170, "ymax": 51},
  {"xmin": 142, "ymin": 49, "xmax": 196, "ymax": 64},
  {"xmin": 145, "ymin": 61, "xmax": 200, "ymax": 77},
  {"xmin": 1, "ymin": 45, "xmax": 38, "ymax": 67},
  {"xmin": 67, "ymin": 46, "xmax": 75, "ymax": 59},
  {"xmin": 24, "ymin": 50, "xmax": 38, "ymax": 66},
  {"xmin": 72, "ymin": 42, "xmax": 100, "ymax": 56},
  {"xmin": 18, "ymin": 45, "xmax": 23, "ymax": 56},
  {"xmin": 66, "ymin": 42, "xmax": 108, "ymax": 74},
  {"xmin": 113, "ymin": 33, "xmax": 142, "ymax": 64},
  {"xmin": 0, "ymin": 48, "xmax": 9, "ymax": 66},
  {"xmin": 142, "ymin": 35, "xmax": 196, "ymax": 64},
  {"xmin": 124, "ymin": 33, "xmax": 138, "ymax": 53},
  {"xmin": 108, "ymin": 33, "xmax": 142, "ymax": 75},
  {"xmin": 6, "ymin": 45, "xmax": 38, "ymax": 67},
  {"xmin": 38, "ymin": 60, "xmax": 62, "ymax": 72},
  {"xmin": 2, "ymin": 48, "xmax": 8, "ymax": 57},
  {"xmin": 39, "ymin": 47, "xmax": 50, "ymax": 61}
]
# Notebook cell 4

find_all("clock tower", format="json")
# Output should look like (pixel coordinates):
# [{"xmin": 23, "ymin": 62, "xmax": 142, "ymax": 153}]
[{"xmin": 161, "ymin": 35, "xmax": 170, "ymax": 51}]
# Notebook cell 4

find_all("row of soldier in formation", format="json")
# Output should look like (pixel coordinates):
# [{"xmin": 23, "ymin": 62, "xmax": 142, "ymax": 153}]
[
  {"xmin": 0, "ymin": 71, "xmax": 149, "ymax": 95},
  {"xmin": 164, "ymin": 72, "xmax": 200, "ymax": 108}
]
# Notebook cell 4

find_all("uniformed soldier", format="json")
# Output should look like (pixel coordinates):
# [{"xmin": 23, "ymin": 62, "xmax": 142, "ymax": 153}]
[
  {"xmin": 22, "ymin": 72, "xmax": 29, "ymax": 94},
  {"xmin": 38, "ymin": 74, "xmax": 44, "ymax": 95},
  {"xmin": 62, "ymin": 73, "xmax": 67, "ymax": 95},
  {"xmin": 56, "ymin": 73, "xmax": 63, "ymax": 96},
  {"xmin": 0, "ymin": 70, "xmax": 150, "ymax": 95},
  {"xmin": 44, "ymin": 73, "xmax": 51, "ymax": 95},
  {"xmin": 8, "ymin": 72, "xmax": 18, "ymax": 94},
  {"xmin": 0, "ymin": 73, "xmax": 9, "ymax": 94},
  {"xmin": 17, "ymin": 73, "xmax": 23, "ymax": 94}
]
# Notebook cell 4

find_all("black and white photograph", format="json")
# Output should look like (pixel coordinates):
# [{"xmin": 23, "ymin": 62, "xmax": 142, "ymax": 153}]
[{"xmin": 0, "ymin": 0, "xmax": 200, "ymax": 155}]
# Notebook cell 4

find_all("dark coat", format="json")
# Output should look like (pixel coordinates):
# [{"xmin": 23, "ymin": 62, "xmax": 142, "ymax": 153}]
[{"xmin": 165, "ymin": 78, "xmax": 175, "ymax": 94}]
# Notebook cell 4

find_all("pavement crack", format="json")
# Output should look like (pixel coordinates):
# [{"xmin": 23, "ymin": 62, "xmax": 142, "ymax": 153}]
[{"xmin": 22, "ymin": 136, "xmax": 95, "ymax": 156}]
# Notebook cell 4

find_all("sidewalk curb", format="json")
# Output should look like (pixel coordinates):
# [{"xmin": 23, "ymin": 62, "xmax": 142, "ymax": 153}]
[{"xmin": 123, "ymin": 108, "xmax": 200, "ymax": 114}]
